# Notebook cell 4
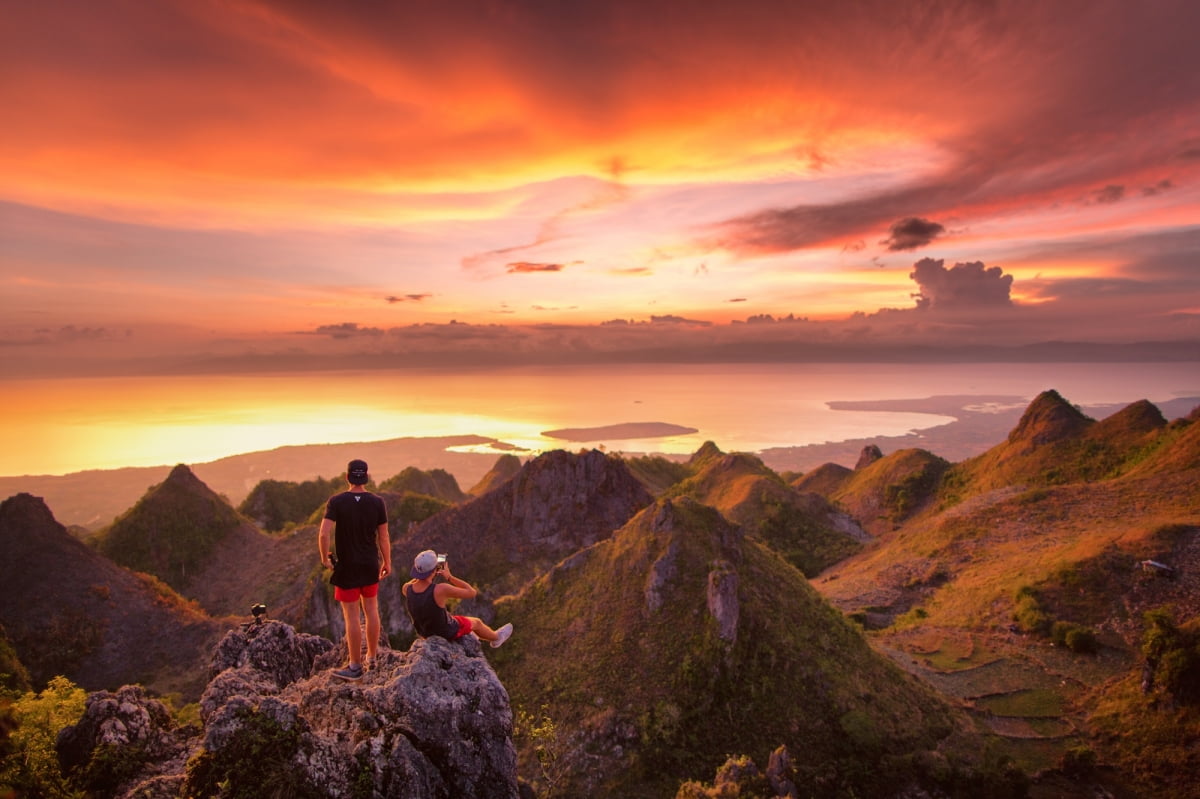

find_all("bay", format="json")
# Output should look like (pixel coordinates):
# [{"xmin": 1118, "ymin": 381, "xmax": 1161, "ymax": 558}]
[{"xmin": 1, "ymin": 361, "xmax": 1195, "ymax": 477}]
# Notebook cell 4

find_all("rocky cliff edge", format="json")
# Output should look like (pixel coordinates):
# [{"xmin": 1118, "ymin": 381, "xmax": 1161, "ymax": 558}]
[{"xmin": 56, "ymin": 620, "xmax": 519, "ymax": 799}]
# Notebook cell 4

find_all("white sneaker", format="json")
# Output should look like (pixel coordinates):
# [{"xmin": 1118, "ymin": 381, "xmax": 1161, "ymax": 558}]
[{"xmin": 491, "ymin": 623, "xmax": 513, "ymax": 648}]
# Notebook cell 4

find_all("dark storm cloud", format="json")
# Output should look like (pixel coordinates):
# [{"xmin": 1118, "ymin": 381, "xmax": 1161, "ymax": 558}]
[
  {"xmin": 700, "ymin": 1, "xmax": 1200, "ymax": 258},
  {"xmin": 909, "ymin": 258, "xmax": 1013, "ymax": 310},
  {"xmin": 882, "ymin": 217, "xmax": 946, "ymax": 251},
  {"xmin": 704, "ymin": 169, "xmax": 983, "ymax": 255}
]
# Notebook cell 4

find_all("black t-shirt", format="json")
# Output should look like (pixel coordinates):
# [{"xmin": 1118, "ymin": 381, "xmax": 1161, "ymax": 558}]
[
  {"xmin": 405, "ymin": 580, "xmax": 461, "ymax": 639},
  {"xmin": 324, "ymin": 490, "xmax": 388, "ymax": 589}
]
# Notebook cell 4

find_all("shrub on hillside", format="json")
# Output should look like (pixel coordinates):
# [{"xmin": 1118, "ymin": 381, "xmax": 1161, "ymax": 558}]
[
  {"xmin": 0, "ymin": 625, "xmax": 31, "ymax": 693},
  {"xmin": 0, "ymin": 676, "xmax": 86, "ymax": 796},
  {"xmin": 1051, "ymin": 621, "xmax": 1099, "ymax": 654},
  {"xmin": 1142, "ymin": 607, "xmax": 1200, "ymax": 705},
  {"xmin": 239, "ymin": 476, "xmax": 342, "ymax": 532},
  {"xmin": 184, "ymin": 707, "xmax": 323, "ymax": 799},
  {"xmin": 1012, "ymin": 586, "xmax": 1051, "ymax": 635}
]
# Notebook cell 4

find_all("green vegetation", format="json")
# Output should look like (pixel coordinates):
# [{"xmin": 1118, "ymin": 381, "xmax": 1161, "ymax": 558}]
[
  {"xmin": 976, "ymin": 689, "xmax": 1064, "ymax": 718},
  {"xmin": 1089, "ymin": 674, "xmax": 1200, "ymax": 798},
  {"xmin": 388, "ymin": 492, "xmax": 454, "ymax": 529},
  {"xmin": 1012, "ymin": 586, "xmax": 1099, "ymax": 653},
  {"xmin": 752, "ymin": 492, "xmax": 862, "ymax": 576},
  {"xmin": 184, "ymin": 707, "xmax": 323, "ymax": 799},
  {"xmin": 0, "ymin": 626, "xmax": 30, "ymax": 693},
  {"xmin": 1050, "ymin": 621, "xmax": 1098, "ymax": 654},
  {"xmin": 1141, "ymin": 607, "xmax": 1200, "ymax": 705},
  {"xmin": 883, "ymin": 458, "xmax": 948, "ymax": 518},
  {"xmin": 494, "ymin": 497, "xmax": 989, "ymax": 798},
  {"xmin": 514, "ymin": 704, "xmax": 570, "ymax": 799},
  {"xmin": 96, "ymin": 466, "xmax": 245, "ymax": 591},
  {"xmin": 622, "ymin": 454, "xmax": 692, "ymax": 494},
  {"xmin": 0, "ymin": 676, "xmax": 87, "ymax": 798},
  {"xmin": 10, "ymin": 607, "xmax": 105, "ymax": 686},
  {"xmin": 378, "ymin": 466, "xmax": 464, "ymax": 501},
  {"xmin": 238, "ymin": 476, "xmax": 342, "ymax": 531},
  {"xmin": 1012, "ymin": 586, "xmax": 1051, "ymax": 636}
]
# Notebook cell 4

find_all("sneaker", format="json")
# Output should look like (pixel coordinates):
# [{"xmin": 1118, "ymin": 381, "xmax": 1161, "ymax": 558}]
[
  {"xmin": 490, "ymin": 623, "xmax": 513, "ymax": 648},
  {"xmin": 333, "ymin": 663, "xmax": 363, "ymax": 681}
]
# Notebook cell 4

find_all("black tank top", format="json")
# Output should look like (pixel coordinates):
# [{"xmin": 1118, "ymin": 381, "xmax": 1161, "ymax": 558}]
[{"xmin": 405, "ymin": 581, "xmax": 460, "ymax": 640}]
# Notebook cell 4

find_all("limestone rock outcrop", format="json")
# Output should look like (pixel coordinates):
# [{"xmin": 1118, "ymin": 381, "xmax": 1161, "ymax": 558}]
[{"xmin": 57, "ymin": 620, "xmax": 519, "ymax": 799}]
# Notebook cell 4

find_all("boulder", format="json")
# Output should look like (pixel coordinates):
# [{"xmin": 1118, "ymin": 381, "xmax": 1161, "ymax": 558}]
[
  {"xmin": 57, "ymin": 620, "xmax": 519, "ymax": 799},
  {"xmin": 855, "ymin": 444, "xmax": 884, "ymax": 470}
]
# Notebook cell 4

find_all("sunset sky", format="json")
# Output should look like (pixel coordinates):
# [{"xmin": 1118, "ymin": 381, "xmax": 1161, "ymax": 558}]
[{"xmin": 3, "ymin": 0, "xmax": 1199, "ymax": 377}]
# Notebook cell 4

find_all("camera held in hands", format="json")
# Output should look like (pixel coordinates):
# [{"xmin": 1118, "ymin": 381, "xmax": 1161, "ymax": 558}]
[{"xmin": 436, "ymin": 553, "xmax": 447, "ymax": 573}]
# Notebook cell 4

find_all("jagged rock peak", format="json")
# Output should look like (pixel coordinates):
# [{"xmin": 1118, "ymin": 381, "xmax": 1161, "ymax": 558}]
[
  {"xmin": 854, "ymin": 444, "xmax": 883, "ymax": 470},
  {"xmin": 688, "ymin": 440, "xmax": 724, "ymax": 467},
  {"xmin": 1093, "ymin": 398, "xmax": 1167, "ymax": 437},
  {"xmin": 0, "ymin": 492, "xmax": 58, "ymax": 530},
  {"xmin": 688, "ymin": 451, "xmax": 767, "ymax": 482},
  {"xmin": 56, "ymin": 621, "xmax": 519, "ymax": 799},
  {"xmin": 1007, "ymin": 389, "xmax": 1092, "ymax": 447},
  {"xmin": 469, "ymin": 453, "xmax": 523, "ymax": 495},
  {"xmin": 507, "ymin": 449, "xmax": 651, "ymax": 509},
  {"xmin": 164, "ymin": 462, "xmax": 206, "ymax": 488}
]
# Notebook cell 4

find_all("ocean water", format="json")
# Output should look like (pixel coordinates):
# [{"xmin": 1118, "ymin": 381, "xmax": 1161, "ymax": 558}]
[{"xmin": 1, "ymin": 361, "xmax": 1195, "ymax": 476}]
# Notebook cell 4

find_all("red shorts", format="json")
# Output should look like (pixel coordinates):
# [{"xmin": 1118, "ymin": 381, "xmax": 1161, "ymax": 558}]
[
  {"xmin": 452, "ymin": 615, "xmax": 473, "ymax": 639},
  {"xmin": 334, "ymin": 582, "xmax": 379, "ymax": 602}
]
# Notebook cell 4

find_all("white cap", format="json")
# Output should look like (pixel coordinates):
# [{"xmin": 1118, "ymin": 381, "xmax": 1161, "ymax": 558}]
[{"xmin": 411, "ymin": 549, "xmax": 438, "ymax": 578}]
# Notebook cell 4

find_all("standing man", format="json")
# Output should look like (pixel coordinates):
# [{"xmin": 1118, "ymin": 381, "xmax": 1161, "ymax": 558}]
[{"xmin": 318, "ymin": 459, "xmax": 391, "ymax": 681}]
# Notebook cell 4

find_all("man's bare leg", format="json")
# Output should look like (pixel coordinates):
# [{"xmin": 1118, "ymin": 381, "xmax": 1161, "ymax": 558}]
[{"xmin": 340, "ymin": 600, "xmax": 362, "ymax": 666}]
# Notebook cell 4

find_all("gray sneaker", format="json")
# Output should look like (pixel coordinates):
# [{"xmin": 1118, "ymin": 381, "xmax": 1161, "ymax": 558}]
[
  {"xmin": 491, "ymin": 623, "xmax": 513, "ymax": 648},
  {"xmin": 333, "ymin": 663, "xmax": 363, "ymax": 681}
]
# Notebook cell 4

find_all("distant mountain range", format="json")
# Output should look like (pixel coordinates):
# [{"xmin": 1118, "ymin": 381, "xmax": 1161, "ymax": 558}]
[
  {"xmin": 5, "ymin": 395, "xmax": 1196, "ymax": 532},
  {"xmin": 1, "ymin": 390, "xmax": 1198, "ymax": 797}
]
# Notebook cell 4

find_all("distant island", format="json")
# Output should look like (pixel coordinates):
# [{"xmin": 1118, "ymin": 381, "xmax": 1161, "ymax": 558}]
[{"xmin": 541, "ymin": 421, "xmax": 699, "ymax": 441}]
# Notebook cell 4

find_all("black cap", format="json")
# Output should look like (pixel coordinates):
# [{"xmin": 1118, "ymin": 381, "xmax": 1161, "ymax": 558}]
[{"xmin": 347, "ymin": 459, "xmax": 369, "ymax": 485}]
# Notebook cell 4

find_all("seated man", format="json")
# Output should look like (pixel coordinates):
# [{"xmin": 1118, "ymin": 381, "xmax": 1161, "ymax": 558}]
[{"xmin": 402, "ymin": 549, "xmax": 513, "ymax": 648}]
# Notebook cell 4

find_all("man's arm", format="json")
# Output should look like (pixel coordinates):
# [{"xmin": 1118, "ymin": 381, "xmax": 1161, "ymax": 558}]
[
  {"xmin": 376, "ymin": 522, "xmax": 392, "ymax": 578},
  {"xmin": 317, "ymin": 518, "xmax": 334, "ymax": 568},
  {"xmin": 435, "ymin": 563, "xmax": 478, "ymax": 600}
]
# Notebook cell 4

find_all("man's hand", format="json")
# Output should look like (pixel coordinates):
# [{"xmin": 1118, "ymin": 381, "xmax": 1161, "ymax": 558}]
[
  {"xmin": 379, "ymin": 562, "xmax": 391, "ymax": 579},
  {"xmin": 321, "ymin": 552, "xmax": 335, "ymax": 569}
]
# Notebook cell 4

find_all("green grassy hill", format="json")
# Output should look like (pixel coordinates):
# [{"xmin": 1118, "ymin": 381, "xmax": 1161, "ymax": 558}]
[
  {"xmin": 95, "ymin": 464, "xmax": 251, "ymax": 594},
  {"xmin": 667, "ymin": 450, "xmax": 864, "ymax": 576},
  {"xmin": 0, "ymin": 493, "xmax": 225, "ymax": 700},
  {"xmin": 492, "ymin": 496, "xmax": 1001, "ymax": 798},
  {"xmin": 378, "ymin": 465, "xmax": 467, "ymax": 502},
  {"xmin": 807, "ymin": 394, "xmax": 1200, "ymax": 797},
  {"xmin": 828, "ymin": 448, "xmax": 951, "ymax": 536}
]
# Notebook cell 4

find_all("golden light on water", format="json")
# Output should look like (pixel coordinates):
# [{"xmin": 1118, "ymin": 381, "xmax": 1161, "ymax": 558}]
[{"xmin": 4, "ymin": 362, "xmax": 1190, "ymax": 478}]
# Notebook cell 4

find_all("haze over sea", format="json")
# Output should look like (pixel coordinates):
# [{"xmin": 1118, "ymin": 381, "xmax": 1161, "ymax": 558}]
[{"xmin": 2, "ymin": 361, "xmax": 1196, "ymax": 478}]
